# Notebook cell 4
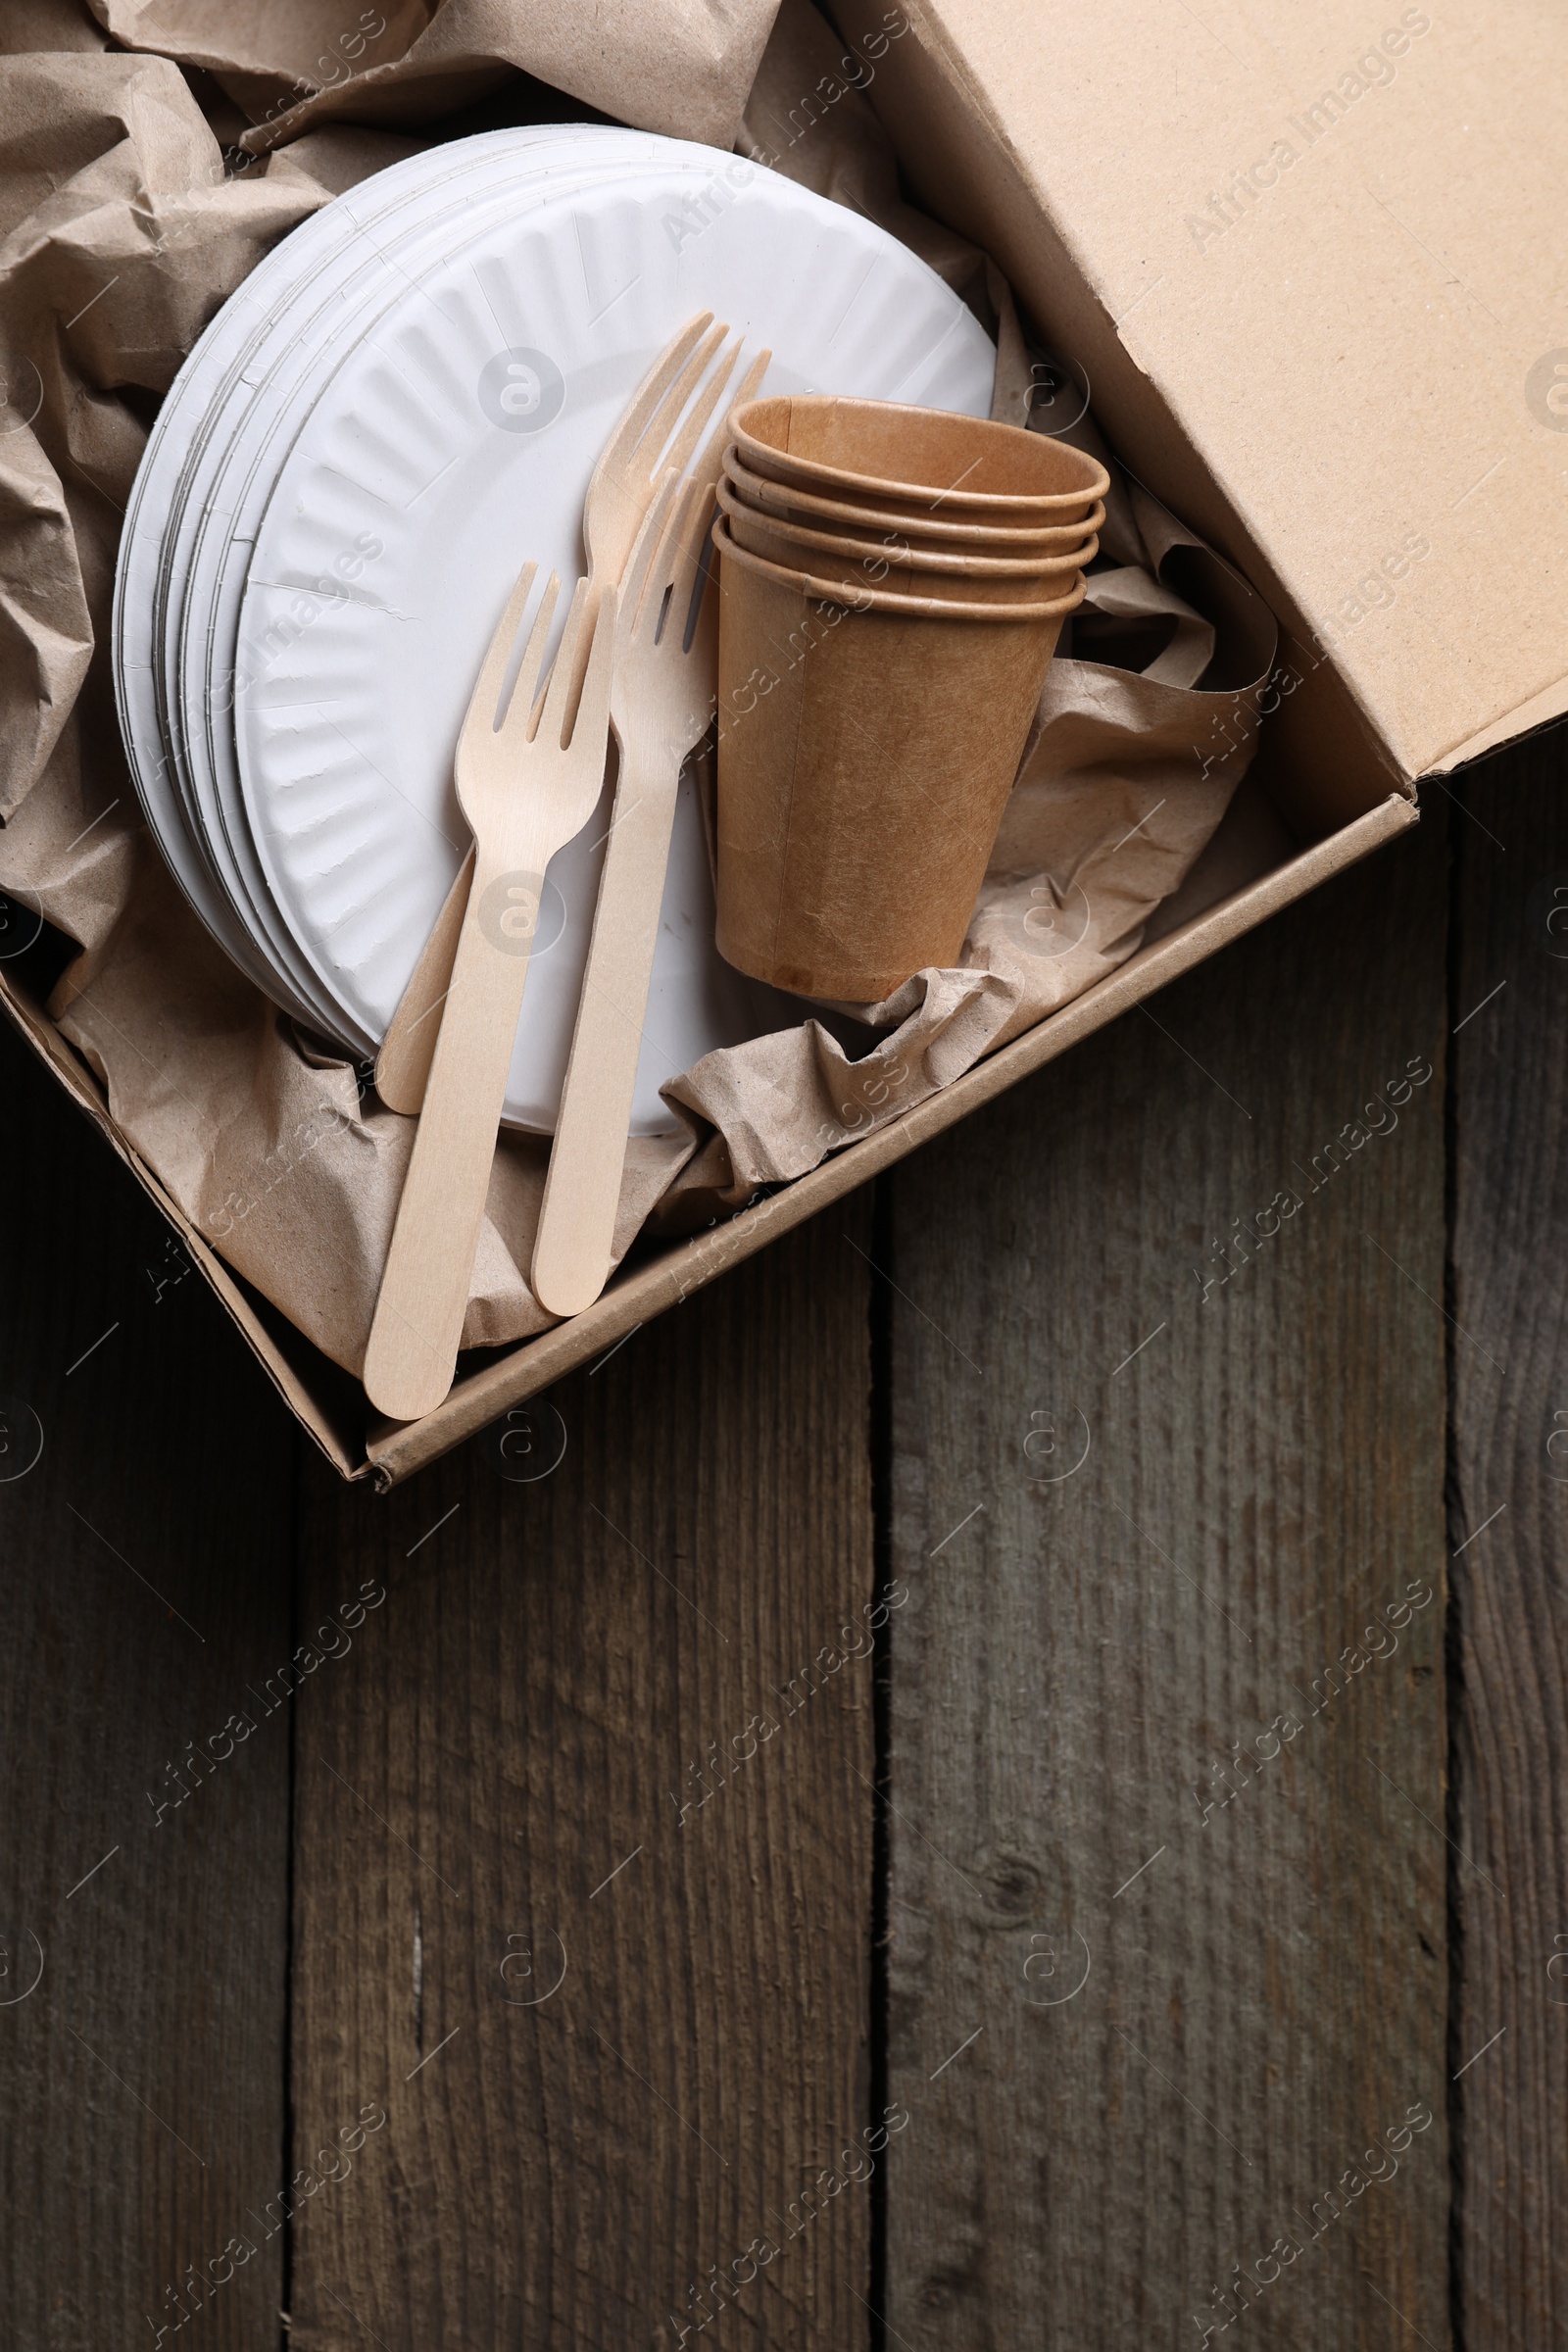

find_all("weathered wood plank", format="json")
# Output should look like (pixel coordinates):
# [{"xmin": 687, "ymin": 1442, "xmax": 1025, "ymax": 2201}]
[
  {"xmin": 884, "ymin": 812, "xmax": 1451, "ymax": 2348},
  {"xmin": 288, "ymin": 1200, "xmax": 876, "ymax": 2350},
  {"xmin": 0, "ymin": 1013, "xmax": 295, "ymax": 2348},
  {"xmin": 1448, "ymin": 725, "xmax": 1568, "ymax": 2351}
]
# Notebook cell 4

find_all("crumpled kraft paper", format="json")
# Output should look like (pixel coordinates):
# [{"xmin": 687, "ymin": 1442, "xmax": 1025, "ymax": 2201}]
[
  {"xmin": 0, "ymin": 50, "xmax": 331, "ymax": 837},
  {"xmin": 0, "ymin": 2, "xmax": 109, "ymax": 60},
  {"xmin": 89, "ymin": 0, "xmax": 784, "ymax": 154},
  {"xmin": 0, "ymin": 0, "xmax": 1278, "ymax": 1391}
]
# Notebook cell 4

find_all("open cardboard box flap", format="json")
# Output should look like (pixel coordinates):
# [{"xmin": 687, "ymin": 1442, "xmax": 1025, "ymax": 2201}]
[
  {"xmin": 834, "ymin": 0, "xmax": 1568, "ymax": 814},
  {"xmin": 10, "ymin": 0, "xmax": 1558, "ymax": 1484}
]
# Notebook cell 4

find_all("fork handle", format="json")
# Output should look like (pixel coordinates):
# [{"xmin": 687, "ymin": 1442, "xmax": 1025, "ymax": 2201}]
[
  {"xmin": 364, "ymin": 848, "xmax": 548, "ymax": 1420},
  {"xmin": 530, "ymin": 741, "xmax": 681, "ymax": 1317}
]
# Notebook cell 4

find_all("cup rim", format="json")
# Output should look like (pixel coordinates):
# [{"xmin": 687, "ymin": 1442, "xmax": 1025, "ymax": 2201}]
[
  {"xmin": 711, "ymin": 513, "xmax": 1088, "ymax": 622},
  {"xmin": 723, "ymin": 447, "xmax": 1106, "ymax": 548},
  {"xmin": 730, "ymin": 394, "xmax": 1111, "ymax": 515},
  {"xmin": 717, "ymin": 478, "xmax": 1097, "ymax": 579},
  {"xmin": 723, "ymin": 472, "xmax": 1104, "ymax": 573}
]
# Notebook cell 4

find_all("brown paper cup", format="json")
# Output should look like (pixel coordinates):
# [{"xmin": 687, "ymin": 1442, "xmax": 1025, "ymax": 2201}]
[
  {"xmin": 725, "ymin": 446, "xmax": 1106, "ymax": 551},
  {"xmin": 717, "ymin": 482, "xmax": 1094, "ymax": 605},
  {"xmin": 730, "ymin": 394, "xmax": 1110, "ymax": 522},
  {"xmin": 712, "ymin": 517, "xmax": 1082, "ymax": 1000}
]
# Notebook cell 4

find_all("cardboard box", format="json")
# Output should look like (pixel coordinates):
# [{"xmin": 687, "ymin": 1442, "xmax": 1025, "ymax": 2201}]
[
  {"xmin": 5, "ymin": 0, "xmax": 1562, "ymax": 1484},
  {"xmin": 834, "ymin": 0, "xmax": 1568, "ymax": 816}
]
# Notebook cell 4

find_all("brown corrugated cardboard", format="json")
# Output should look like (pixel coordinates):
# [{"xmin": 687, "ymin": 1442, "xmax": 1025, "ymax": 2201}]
[
  {"xmin": 832, "ymin": 0, "xmax": 1568, "ymax": 813},
  {"xmin": 8, "ymin": 0, "xmax": 1550, "ymax": 1483}
]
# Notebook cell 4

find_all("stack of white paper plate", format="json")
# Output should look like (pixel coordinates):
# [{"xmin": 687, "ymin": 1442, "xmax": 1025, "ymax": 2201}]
[{"xmin": 114, "ymin": 126, "xmax": 997, "ymax": 1132}]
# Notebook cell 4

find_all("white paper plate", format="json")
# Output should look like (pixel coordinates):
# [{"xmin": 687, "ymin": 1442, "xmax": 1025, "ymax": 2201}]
[
  {"xmin": 116, "ymin": 127, "xmax": 666, "ymax": 1029},
  {"xmin": 118, "ymin": 131, "xmax": 530, "ymax": 1004},
  {"xmin": 235, "ymin": 153, "xmax": 995, "ymax": 1129},
  {"xmin": 178, "ymin": 146, "xmax": 733, "ymax": 1053}
]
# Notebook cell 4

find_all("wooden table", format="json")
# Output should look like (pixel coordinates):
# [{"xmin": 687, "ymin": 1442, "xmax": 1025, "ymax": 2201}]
[{"xmin": 2, "ymin": 729, "xmax": 1561, "ymax": 2350}]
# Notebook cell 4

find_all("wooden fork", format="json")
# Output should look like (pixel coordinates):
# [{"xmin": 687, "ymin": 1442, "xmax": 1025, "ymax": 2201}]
[
  {"xmin": 363, "ymin": 569, "xmax": 616, "ymax": 1421},
  {"xmin": 528, "ymin": 468, "xmax": 721, "ymax": 1317},
  {"xmin": 374, "ymin": 313, "xmax": 751, "ymax": 1115}
]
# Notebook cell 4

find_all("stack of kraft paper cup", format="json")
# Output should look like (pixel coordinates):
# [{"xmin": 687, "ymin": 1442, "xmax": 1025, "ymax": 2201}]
[{"xmin": 711, "ymin": 394, "xmax": 1108, "ymax": 1004}]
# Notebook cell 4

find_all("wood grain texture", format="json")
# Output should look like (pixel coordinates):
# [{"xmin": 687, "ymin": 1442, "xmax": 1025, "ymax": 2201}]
[
  {"xmin": 289, "ymin": 1199, "xmax": 876, "ymax": 2350},
  {"xmin": 1447, "ymin": 724, "xmax": 1568, "ymax": 2350},
  {"xmin": 883, "ymin": 810, "xmax": 1452, "ymax": 2348},
  {"xmin": 0, "ymin": 1013, "xmax": 295, "ymax": 2347}
]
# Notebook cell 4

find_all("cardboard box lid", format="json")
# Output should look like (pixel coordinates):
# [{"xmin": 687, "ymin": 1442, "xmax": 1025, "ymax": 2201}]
[{"xmin": 842, "ymin": 0, "xmax": 1568, "ymax": 786}]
